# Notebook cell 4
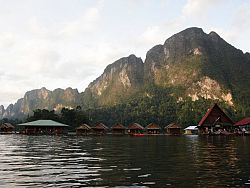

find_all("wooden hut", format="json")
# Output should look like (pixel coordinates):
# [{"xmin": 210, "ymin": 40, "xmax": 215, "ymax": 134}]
[
  {"xmin": 127, "ymin": 123, "xmax": 144, "ymax": 135},
  {"xmin": 18, "ymin": 120, "xmax": 69, "ymax": 135},
  {"xmin": 165, "ymin": 123, "xmax": 181, "ymax": 135},
  {"xmin": 146, "ymin": 123, "xmax": 161, "ymax": 135},
  {"xmin": 92, "ymin": 123, "xmax": 109, "ymax": 135},
  {"xmin": 0, "ymin": 123, "xmax": 15, "ymax": 133},
  {"xmin": 184, "ymin": 126, "xmax": 198, "ymax": 135},
  {"xmin": 234, "ymin": 117, "xmax": 250, "ymax": 134},
  {"xmin": 111, "ymin": 123, "xmax": 126, "ymax": 135},
  {"xmin": 197, "ymin": 103, "xmax": 234, "ymax": 135},
  {"xmin": 76, "ymin": 124, "xmax": 91, "ymax": 135}
]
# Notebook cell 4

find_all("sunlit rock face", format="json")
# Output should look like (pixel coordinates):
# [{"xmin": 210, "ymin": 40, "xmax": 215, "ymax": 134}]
[
  {"xmin": 85, "ymin": 54, "xmax": 144, "ymax": 105},
  {"xmin": 0, "ymin": 87, "xmax": 81, "ymax": 119},
  {"xmin": 144, "ymin": 27, "xmax": 250, "ymax": 105}
]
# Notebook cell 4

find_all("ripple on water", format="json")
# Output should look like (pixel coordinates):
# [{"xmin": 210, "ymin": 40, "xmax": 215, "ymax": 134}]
[
  {"xmin": 138, "ymin": 174, "xmax": 151, "ymax": 178},
  {"xmin": 0, "ymin": 135, "xmax": 250, "ymax": 187},
  {"xmin": 123, "ymin": 168, "xmax": 141, "ymax": 171}
]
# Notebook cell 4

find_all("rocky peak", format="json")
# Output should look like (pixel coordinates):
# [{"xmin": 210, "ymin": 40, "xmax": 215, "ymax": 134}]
[
  {"xmin": 0, "ymin": 105, "xmax": 5, "ymax": 116},
  {"xmin": 0, "ymin": 87, "xmax": 81, "ymax": 119},
  {"xmin": 85, "ymin": 54, "xmax": 144, "ymax": 105},
  {"xmin": 245, "ymin": 52, "xmax": 250, "ymax": 61}
]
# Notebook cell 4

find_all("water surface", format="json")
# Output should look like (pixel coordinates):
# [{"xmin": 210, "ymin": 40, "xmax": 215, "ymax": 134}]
[{"xmin": 0, "ymin": 135, "xmax": 250, "ymax": 187}]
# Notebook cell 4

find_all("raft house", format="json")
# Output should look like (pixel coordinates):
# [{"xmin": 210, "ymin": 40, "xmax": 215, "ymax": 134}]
[
  {"xmin": 127, "ymin": 123, "xmax": 144, "ymax": 135},
  {"xmin": 197, "ymin": 103, "xmax": 234, "ymax": 135},
  {"xmin": 0, "ymin": 123, "xmax": 15, "ymax": 134},
  {"xmin": 76, "ymin": 124, "xmax": 92, "ymax": 135},
  {"xmin": 18, "ymin": 120, "xmax": 69, "ymax": 135},
  {"xmin": 111, "ymin": 123, "xmax": 126, "ymax": 135},
  {"xmin": 146, "ymin": 123, "xmax": 161, "ymax": 135},
  {"xmin": 92, "ymin": 123, "xmax": 109, "ymax": 135},
  {"xmin": 165, "ymin": 123, "xmax": 181, "ymax": 135},
  {"xmin": 234, "ymin": 117, "xmax": 250, "ymax": 135},
  {"xmin": 184, "ymin": 126, "xmax": 198, "ymax": 135}
]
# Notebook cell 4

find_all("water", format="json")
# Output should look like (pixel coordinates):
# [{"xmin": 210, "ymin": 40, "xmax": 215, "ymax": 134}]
[{"xmin": 0, "ymin": 135, "xmax": 250, "ymax": 187}]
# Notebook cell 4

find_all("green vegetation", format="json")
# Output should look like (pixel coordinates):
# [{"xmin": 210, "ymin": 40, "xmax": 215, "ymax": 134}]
[
  {"xmin": 25, "ymin": 107, "xmax": 88, "ymax": 131},
  {"xmin": 18, "ymin": 84, "xmax": 249, "ymax": 130}
]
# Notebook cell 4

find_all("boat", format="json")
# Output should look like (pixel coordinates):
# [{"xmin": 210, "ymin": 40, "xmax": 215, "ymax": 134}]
[{"xmin": 130, "ymin": 133, "xmax": 145, "ymax": 136}]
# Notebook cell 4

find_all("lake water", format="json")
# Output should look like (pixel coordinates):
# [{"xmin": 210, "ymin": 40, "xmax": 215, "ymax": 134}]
[{"xmin": 0, "ymin": 135, "xmax": 250, "ymax": 187}]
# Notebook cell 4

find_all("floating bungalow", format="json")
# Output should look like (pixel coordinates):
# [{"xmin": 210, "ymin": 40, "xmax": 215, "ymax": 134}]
[
  {"xmin": 197, "ymin": 103, "xmax": 234, "ymax": 135},
  {"xmin": 146, "ymin": 123, "xmax": 161, "ymax": 135},
  {"xmin": 184, "ymin": 126, "xmax": 198, "ymax": 135},
  {"xmin": 111, "ymin": 123, "xmax": 126, "ymax": 135},
  {"xmin": 0, "ymin": 123, "xmax": 15, "ymax": 133},
  {"xmin": 127, "ymin": 123, "xmax": 144, "ymax": 135},
  {"xmin": 18, "ymin": 120, "xmax": 69, "ymax": 135},
  {"xmin": 165, "ymin": 123, "xmax": 181, "ymax": 135},
  {"xmin": 92, "ymin": 123, "xmax": 109, "ymax": 135},
  {"xmin": 76, "ymin": 124, "xmax": 91, "ymax": 135},
  {"xmin": 234, "ymin": 117, "xmax": 250, "ymax": 135}
]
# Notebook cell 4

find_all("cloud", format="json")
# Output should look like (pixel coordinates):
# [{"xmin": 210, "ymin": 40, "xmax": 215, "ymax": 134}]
[
  {"xmin": 0, "ymin": 33, "xmax": 16, "ymax": 49},
  {"xmin": 59, "ymin": 7, "xmax": 100, "ymax": 38},
  {"xmin": 182, "ymin": 0, "xmax": 220, "ymax": 17}
]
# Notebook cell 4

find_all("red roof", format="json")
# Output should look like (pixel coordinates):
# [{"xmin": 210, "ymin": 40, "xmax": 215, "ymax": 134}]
[
  {"xmin": 235, "ymin": 117, "xmax": 250, "ymax": 126},
  {"xmin": 198, "ymin": 103, "xmax": 234, "ymax": 126}
]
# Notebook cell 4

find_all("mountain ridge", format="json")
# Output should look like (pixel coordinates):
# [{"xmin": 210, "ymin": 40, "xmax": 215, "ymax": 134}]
[{"xmin": 1, "ymin": 27, "xmax": 250, "ymax": 120}]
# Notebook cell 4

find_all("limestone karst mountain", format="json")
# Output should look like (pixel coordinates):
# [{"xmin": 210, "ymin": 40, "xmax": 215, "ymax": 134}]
[{"xmin": 1, "ymin": 27, "xmax": 250, "ymax": 119}]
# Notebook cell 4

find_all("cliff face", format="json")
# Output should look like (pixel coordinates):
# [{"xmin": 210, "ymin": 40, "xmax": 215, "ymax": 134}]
[
  {"xmin": 144, "ymin": 27, "xmax": 250, "ymax": 105},
  {"xmin": 82, "ymin": 54, "xmax": 144, "ymax": 106},
  {"xmin": 0, "ymin": 87, "xmax": 81, "ymax": 119}
]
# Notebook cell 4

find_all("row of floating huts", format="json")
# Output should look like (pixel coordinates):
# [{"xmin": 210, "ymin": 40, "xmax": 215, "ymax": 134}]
[
  {"xmin": 76, "ymin": 122, "xmax": 181, "ymax": 136},
  {"xmin": 1, "ymin": 103, "xmax": 250, "ymax": 136},
  {"xmin": 0, "ymin": 120, "xmax": 182, "ymax": 136}
]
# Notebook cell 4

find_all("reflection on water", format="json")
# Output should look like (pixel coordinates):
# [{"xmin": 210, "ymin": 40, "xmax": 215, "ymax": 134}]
[{"xmin": 0, "ymin": 135, "xmax": 250, "ymax": 187}]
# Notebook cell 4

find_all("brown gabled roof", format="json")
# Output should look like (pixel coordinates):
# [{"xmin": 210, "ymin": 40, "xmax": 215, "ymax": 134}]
[
  {"xmin": 128, "ymin": 123, "xmax": 144, "ymax": 130},
  {"xmin": 76, "ymin": 124, "xmax": 91, "ymax": 130},
  {"xmin": 146, "ymin": 123, "xmax": 160, "ymax": 130},
  {"xmin": 112, "ymin": 123, "xmax": 126, "ymax": 130},
  {"xmin": 0, "ymin": 123, "xmax": 15, "ymax": 129},
  {"xmin": 235, "ymin": 117, "xmax": 250, "ymax": 126},
  {"xmin": 198, "ymin": 103, "xmax": 234, "ymax": 126},
  {"xmin": 165, "ymin": 123, "xmax": 181, "ymax": 129},
  {"xmin": 92, "ymin": 123, "xmax": 109, "ymax": 130}
]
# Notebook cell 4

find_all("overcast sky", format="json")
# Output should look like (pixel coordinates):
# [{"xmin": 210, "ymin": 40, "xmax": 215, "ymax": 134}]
[{"xmin": 0, "ymin": 0, "xmax": 249, "ymax": 107}]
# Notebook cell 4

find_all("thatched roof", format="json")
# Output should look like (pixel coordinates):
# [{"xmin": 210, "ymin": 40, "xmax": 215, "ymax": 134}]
[
  {"xmin": 112, "ymin": 123, "xmax": 126, "ymax": 130},
  {"xmin": 76, "ymin": 124, "xmax": 91, "ymax": 130},
  {"xmin": 128, "ymin": 123, "xmax": 144, "ymax": 130},
  {"xmin": 146, "ymin": 123, "xmax": 160, "ymax": 130},
  {"xmin": 0, "ymin": 123, "xmax": 15, "ymax": 129},
  {"xmin": 92, "ymin": 123, "xmax": 109, "ymax": 130},
  {"xmin": 165, "ymin": 123, "xmax": 181, "ymax": 129}
]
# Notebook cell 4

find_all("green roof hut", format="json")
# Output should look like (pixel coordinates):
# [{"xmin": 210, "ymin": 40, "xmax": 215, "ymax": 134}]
[{"xmin": 18, "ymin": 120, "xmax": 69, "ymax": 135}]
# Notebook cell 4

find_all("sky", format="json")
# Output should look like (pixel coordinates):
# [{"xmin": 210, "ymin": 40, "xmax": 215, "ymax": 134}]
[{"xmin": 0, "ymin": 0, "xmax": 249, "ymax": 107}]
